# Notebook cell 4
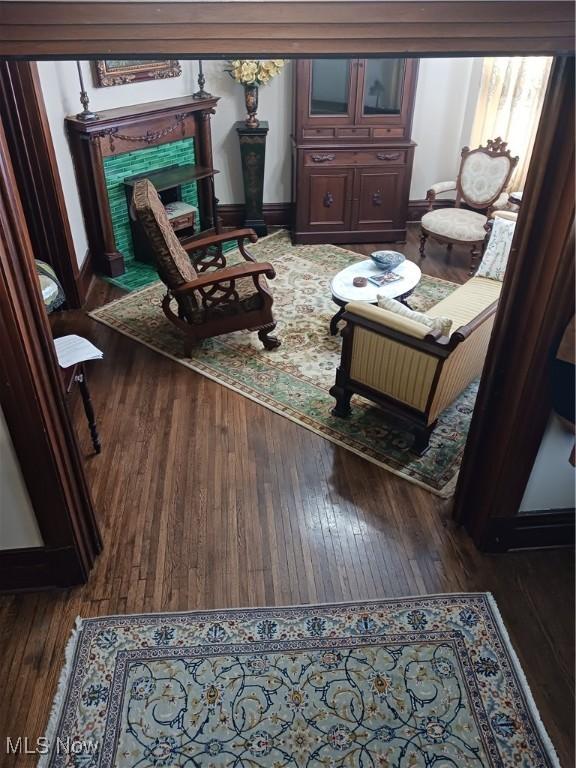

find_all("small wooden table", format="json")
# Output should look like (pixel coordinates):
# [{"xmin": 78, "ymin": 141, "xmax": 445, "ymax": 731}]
[{"xmin": 329, "ymin": 258, "xmax": 422, "ymax": 335}]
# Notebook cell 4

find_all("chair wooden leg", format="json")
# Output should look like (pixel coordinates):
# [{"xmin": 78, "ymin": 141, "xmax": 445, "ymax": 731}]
[
  {"xmin": 419, "ymin": 230, "xmax": 429, "ymax": 258},
  {"xmin": 329, "ymin": 383, "xmax": 353, "ymax": 418},
  {"xmin": 411, "ymin": 421, "xmax": 436, "ymax": 456},
  {"xmin": 258, "ymin": 323, "xmax": 281, "ymax": 350},
  {"xmin": 470, "ymin": 243, "xmax": 481, "ymax": 275}
]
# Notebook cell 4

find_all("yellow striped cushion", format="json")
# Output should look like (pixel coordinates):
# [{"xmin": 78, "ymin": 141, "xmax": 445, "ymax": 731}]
[
  {"xmin": 350, "ymin": 328, "xmax": 439, "ymax": 411},
  {"xmin": 427, "ymin": 277, "xmax": 501, "ymax": 332}
]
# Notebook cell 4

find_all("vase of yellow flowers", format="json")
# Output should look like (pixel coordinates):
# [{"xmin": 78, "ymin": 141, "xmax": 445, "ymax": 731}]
[{"xmin": 227, "ymin": 60, "xmax": 285, "ymax": 127}]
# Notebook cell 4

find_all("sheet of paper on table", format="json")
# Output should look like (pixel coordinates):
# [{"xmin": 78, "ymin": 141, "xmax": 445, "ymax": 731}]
[{"xmin": 54, "ymin": 334, "xmax": 103, "ymax": 369}]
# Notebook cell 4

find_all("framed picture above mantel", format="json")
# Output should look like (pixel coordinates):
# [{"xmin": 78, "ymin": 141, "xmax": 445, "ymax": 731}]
[{"xmin": 93, "ymin": 60, "xmax": 181, "ymax": 87}]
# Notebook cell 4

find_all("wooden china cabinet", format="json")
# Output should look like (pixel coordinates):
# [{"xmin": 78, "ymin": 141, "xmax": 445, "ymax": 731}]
[{"xmin": 292, "ymin": 58, "xmax": 419, "ymax": 244}]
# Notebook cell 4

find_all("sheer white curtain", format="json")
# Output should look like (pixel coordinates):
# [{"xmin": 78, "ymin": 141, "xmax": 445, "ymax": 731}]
[{"xmin": 470, "ymin": 57, "xmax": 552, "ymax": 191}]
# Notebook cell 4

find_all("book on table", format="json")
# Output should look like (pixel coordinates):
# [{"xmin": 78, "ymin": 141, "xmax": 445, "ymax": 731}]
[{"xmin": 367, "ymin": 271, "xmax": 403, "ymax": 287}]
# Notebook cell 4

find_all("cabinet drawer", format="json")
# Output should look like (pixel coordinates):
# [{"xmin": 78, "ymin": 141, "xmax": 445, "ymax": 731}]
[
  {"xmin": 336, "ymin": 127, "xmax": 371, "ymax": 138},
  {"xmin": 302, "ymin": 128, "xmax": 335, "ymax": 139},
  {"xmin": 373, "ymin": 127, "xmax": 405, "ymax": 138},
  {"xmin": 303, "ymin": 149, "xmax": 407, "ymax": 167}
]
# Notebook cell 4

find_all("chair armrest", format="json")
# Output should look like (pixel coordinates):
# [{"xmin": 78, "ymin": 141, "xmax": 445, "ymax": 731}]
[
  {"xmin": 172, "ymin": 261, "xmax": 275, "ymax": 294},
  {"xmin": 450, "ymin": 299, "xmax": 499, "ymax": 343},
  {"xmin": 183, "ymin": 228, "xmax": 258, "ymax": 256},
  {"xmin": 426, "ymin": 180, "xmax": 457, "ymax": 201}
]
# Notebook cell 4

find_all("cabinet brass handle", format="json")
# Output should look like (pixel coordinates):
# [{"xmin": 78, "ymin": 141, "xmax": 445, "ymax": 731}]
[
  {"xmin": 372, "ymin": 191, "xmax": 383, "ymax": 206},
  {"xmin": 377, "ymin": 152, "xmax": 401, "ymax": 161},
  {"xmin": 311, "ymin": 153, "xmax": 336, "ymax": 163},
  {"xmin": 323, "ymin": 192, "xmax": 334, "ymax": 208}
]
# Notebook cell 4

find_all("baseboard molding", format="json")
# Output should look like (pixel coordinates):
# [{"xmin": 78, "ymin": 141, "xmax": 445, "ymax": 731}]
[
  {"xmin": 0, "ymin": 547, "xmax": 51, "ymax": 592},
  {"xmin": 77, "ymin": 250, "xmax": 95, "ymax": 306},
  {"xmin": 219, "ymin": 200, "xmax": 449, "ymax": 229},
  {"xmin": 0, "ymin": 543, "xmax": 90, "ymax": 592},
  {"xmin": 482, "ymin": 509, "xmax": 575, "ymax": 552},
  {"xmin": 219, "ymin": 202, "xmax": 291, "ymax": 229},
  {"xmin": 407, "ymin": 198, "xmax": 454, "ymax": 223}
]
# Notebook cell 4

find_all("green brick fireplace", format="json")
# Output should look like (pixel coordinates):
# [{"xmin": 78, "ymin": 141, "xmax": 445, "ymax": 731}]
[{"xmin": 102, "ymin": 138, "xmax": 199, "ymax": 290}]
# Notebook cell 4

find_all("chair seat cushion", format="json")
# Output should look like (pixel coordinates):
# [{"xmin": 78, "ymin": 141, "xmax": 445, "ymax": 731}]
[
  {"xmin": 427, "ymin": 276, "xmax": 501, "ymax": 330},
  {"xmin": 176, "ymin": 275, "xmax": 266, "ymax": 325},
  {"xmin": 422, "ymin": 208, "xmax": 487, "ymax": 242}
]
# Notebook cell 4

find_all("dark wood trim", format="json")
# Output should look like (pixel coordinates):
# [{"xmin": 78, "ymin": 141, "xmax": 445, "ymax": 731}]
[
  {"xmin": 0, "ymin": 60, "xmax": 82, "ymax": 307},
  {"xmin": 77, "ymin": 249, "xmax": 94, "ymax": 305},
  {"xmin": 219, "ymin": 202, "xmax": 291, "ymax": 229},
  {"xmin": 482, "ymin": 510, "xmax": 575, "ymax": 552},
  {"xmin": 0, "ymin": 2, "xmax": 573, "ymax": 56},
  {"xmin": 453, "ymin": 56, "xmax": 576, "ymax": 547},
  {"xmin": 0, "ymin": 113, "xmax": 102, "ymax": 591},
  {"xmin": 0, "ymin": 544, "xmax": 90, "ymax": 591},
  {"xmin": 0, "ymin": 548, "xmax": 51, "ymax": 592}
]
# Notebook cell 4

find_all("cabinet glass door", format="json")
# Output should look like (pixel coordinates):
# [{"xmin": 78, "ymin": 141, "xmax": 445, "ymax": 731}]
[
  {"xmin": 310, "ymin": 59, "xmax": 353, "ymax": 116},
  {"xmin": 361, "ymin": 59, "xmax": 405, "ymax": 116}
]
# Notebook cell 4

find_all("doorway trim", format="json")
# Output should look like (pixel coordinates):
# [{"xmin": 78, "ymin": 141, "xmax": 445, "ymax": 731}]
[{"xmin": 0, "ymin": 1, "xmax": 573, "ymax": 580}]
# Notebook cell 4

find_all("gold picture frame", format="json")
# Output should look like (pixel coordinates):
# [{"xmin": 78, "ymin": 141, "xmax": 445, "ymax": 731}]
[{"xmin": 93, "ymin": 60, "xmax": 182, "ymax": 87}]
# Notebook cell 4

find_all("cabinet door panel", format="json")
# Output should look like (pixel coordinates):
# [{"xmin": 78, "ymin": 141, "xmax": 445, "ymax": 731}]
[
  {"xmin": 296, "ymin": 59, "xmax": 358, "ymax": 130},
  {"xmin": 355, "ymin": 59, "xmax": 419, "ymax": 135},
  {"xmin": 354, "ymin": 168, "xmax": 407, "ymax": 230},
  {"xmin": 302, "ymin": 169, "xmax": 353, "ymax": 231}
]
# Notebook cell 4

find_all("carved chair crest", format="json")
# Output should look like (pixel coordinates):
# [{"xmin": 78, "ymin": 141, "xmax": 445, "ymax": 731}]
[{"xmin": 456, "ymin": 137, "xmax": 519, "ymax": 209}]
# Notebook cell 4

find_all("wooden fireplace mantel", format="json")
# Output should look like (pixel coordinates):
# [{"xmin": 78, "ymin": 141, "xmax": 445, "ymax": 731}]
[{"xmin": 66, "ymin": 94, "xmax": 219, "ymax": 277}]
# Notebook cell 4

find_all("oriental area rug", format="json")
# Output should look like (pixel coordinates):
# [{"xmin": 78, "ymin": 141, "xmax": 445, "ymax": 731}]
[
  {"xmin": 90, "ymin": 231, "xmax": 476, "ymax": 496},
  {"xmin": 40, "ymin": 595, "xmax": 558, "ymax": 768}
]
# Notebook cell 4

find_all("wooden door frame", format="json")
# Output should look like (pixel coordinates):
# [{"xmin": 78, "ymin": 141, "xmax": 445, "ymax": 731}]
[
  {"xmin": 0, "ymin": 60, "xmax": 86, "ymax": 307},
  {"xmin": 0, "ymin": 115, "xmax": 102, "ymax": 590},
  {"xmin": 0, "ymin": 1, "xmax": 573, "ymax": 579}
]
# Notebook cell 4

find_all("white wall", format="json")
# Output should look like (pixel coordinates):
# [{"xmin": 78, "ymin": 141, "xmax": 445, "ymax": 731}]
[
  {"xmin": 0, "ymin": 405, "xmax": 43, "ymax": 550},
  {"xmin": 410, "ymin": 57, "xmax": 483, "ymax": 198},
  {"xmin": 520, "ymin": 414, "xmax": 575, "ymax": 512},
  {"xmin": 38, "ymin": 57, "xmax": 478, "ymax": 266}
]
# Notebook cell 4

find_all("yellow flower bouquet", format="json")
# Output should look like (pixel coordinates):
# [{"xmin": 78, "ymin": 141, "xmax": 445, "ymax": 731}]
[
  {"xmin": 227, "ymin": 59, "xmax": 285, "ymax": 87},
  {"xmin": 226, "ymin": 59, "xmax": 285, "ymax": 127}
]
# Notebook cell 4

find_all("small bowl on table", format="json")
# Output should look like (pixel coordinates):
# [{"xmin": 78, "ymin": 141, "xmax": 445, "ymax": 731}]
[{"xmin": 370, "ymin": 250, "xmax": 405, "ymax": 271}]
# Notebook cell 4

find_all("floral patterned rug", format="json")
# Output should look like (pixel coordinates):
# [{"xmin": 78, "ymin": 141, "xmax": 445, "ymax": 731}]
[
  {"xmin": 90, "ymin": 231, "xmax": 476, "ymax": 496},
  {"xmin": 41, "ymin": 595, "xmax": 558, "ymax": 767}
]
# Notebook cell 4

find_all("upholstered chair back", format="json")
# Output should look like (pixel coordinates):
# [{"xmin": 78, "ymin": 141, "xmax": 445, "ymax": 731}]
[
  {"xmin": 458, "ymin": 138, "xmax": 518, "ymax": 209},
  {"xmin": 131, "ymin": 179, "xmax": 197, "ymax": 289}
]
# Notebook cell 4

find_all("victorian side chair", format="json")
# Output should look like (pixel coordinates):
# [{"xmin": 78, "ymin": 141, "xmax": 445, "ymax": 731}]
[
  {"xmin": 131, "ymin": 179, "xmax": 281, "ymax": 351},
  {"xmin": 420, "ymin": 137, "xmax": 519, "ymax": 274}
]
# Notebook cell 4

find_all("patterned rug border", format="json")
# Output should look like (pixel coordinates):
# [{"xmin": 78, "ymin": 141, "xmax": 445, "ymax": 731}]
[
  {"xmin": 40, "ymin": 592, "xmax": 559, "ymax": 768},
  {"xmin": 89, "ymin": 233, "xmax": 461, "ymax": 497}
]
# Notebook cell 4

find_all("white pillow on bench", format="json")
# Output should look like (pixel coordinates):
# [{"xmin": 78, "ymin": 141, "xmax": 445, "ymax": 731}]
[{"xmin": 377, "ymin": 295, "xmax": 453, "ymax": 337}]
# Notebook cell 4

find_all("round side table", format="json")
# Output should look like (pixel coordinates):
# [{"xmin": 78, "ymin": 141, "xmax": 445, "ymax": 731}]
[{"xmin": 329, "ymin": 259, "xmax": 422, "ymax": 335}]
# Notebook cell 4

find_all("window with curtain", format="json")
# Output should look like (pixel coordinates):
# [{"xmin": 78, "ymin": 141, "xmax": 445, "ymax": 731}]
[{"xmin": 470, "ymin": 57, "xmax": 552, "ymax": 191}]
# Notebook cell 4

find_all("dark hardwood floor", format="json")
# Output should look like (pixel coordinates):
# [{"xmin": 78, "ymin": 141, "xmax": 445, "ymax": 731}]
[{"xmin": 0, "ymin": 226, "xmax": 573, "ymax": 767}]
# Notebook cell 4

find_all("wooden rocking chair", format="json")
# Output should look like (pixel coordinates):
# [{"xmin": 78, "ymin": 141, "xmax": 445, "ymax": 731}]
[{"xmin": 131, "ymin": 179, "xmax": 281, "ymax": 351}]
